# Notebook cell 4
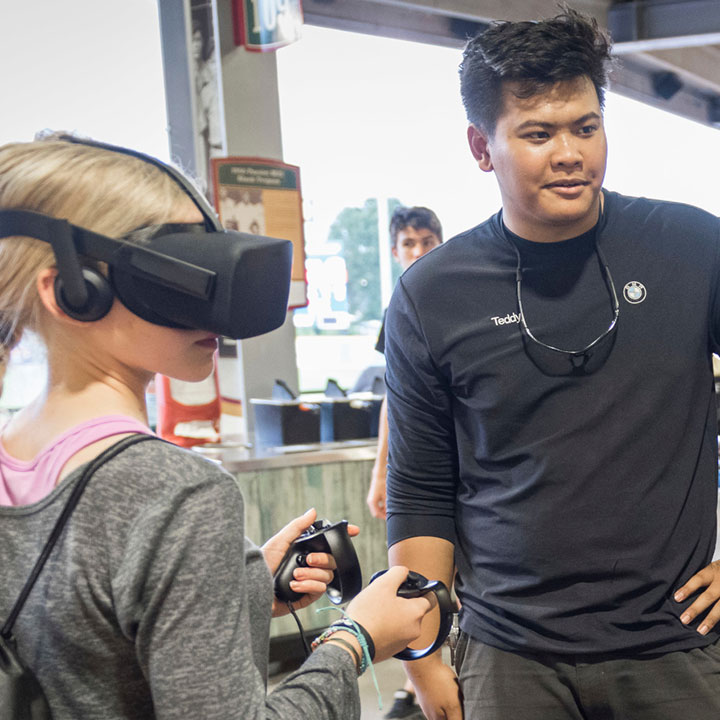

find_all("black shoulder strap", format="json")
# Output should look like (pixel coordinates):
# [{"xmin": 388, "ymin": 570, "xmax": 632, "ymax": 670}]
[{"xmin": 0, "ymin": 433, "xmax": 157, "ymax": 637}]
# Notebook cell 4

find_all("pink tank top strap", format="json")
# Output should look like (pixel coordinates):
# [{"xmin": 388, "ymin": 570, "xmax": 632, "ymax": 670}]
[{"xmin": 0, "ymin": 415, "xmax": 155, "ymax": 507}]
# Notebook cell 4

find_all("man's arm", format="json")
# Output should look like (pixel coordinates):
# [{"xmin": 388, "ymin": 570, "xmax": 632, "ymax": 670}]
[
  {"xmin": 389, "ymin": 536, "xmax": 461, "ymax": 720},
  {"xmin": 385, "ymin": 277, "xmax": 461, "ymax": 719}
]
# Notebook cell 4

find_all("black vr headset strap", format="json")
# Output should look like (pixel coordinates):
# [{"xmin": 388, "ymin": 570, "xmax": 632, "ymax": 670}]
[
  {"xmin": 0, "ymin": 210, "xmax": 91, "ymax": 311},
  {"xmin": 0, "ymin": 209, "xmax": 216, "ymax": 302},
  {"xmin": 60, "ymin": 135, "xmax": 223, "ymax": 232},
  {"xmin": 74, "ymin": 227, "xmax": 217, "ymax": 300}
]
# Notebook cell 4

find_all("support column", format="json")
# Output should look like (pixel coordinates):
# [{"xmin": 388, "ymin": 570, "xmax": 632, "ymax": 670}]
[
  {"xmin": 158, "ymin": 0, "xmax": 300, "ymax": 443},
  {"xmin": 216, "ymin": 0, "xmax": 300, "ymax": 441}
]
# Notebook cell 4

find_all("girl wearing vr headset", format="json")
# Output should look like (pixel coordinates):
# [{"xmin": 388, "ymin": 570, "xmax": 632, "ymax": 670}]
[{"xmin": 0, "ymin": 136, "xmax": 432, "ymax": 718}]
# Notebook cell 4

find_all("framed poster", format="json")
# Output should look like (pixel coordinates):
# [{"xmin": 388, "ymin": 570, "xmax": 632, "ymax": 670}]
[{"xmin": 211, "ymin": 157, "xmax": 308, "ymax": 309}]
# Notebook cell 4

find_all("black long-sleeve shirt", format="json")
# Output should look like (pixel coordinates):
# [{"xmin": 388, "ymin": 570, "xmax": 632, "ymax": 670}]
[{"xmin": 385, "ymin": 190, "xmax": 720, "ymax": 656}]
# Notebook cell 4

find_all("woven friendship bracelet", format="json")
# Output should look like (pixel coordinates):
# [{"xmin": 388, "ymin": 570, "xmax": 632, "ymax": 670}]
[
  {"xmin": 331, "ymin": 618, "xmax": 376, "ymax": 661},
  {"xmin": 315, "ymin": 605, "xmax": 383, "ymax": 710},
  {"xmin": 312, "ymin": 625, "xmax": 368, "ymax": 674},
  {"xmin": 323, "ymin": 636, "xmax": 363, "ymax": 675}
]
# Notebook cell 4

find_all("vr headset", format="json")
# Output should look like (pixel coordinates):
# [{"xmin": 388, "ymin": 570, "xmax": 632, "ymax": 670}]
[{"xmin": 0, "ymin": 138, "xmax": 293, "ymax": 340}]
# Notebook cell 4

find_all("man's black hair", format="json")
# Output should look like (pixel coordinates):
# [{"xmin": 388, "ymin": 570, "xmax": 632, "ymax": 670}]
[
  {"xmin": 459, "ymin": 8, "xmax": 613, "ymax": 136},
  {"xmin": 389, "ymin": 206, "xmax": 443, "ymax": 247}
]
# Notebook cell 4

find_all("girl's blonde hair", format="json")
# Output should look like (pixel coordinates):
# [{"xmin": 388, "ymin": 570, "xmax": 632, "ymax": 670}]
[{"xmin": 0, "ymin": 136, "xmax": 192, "ymax": 381}]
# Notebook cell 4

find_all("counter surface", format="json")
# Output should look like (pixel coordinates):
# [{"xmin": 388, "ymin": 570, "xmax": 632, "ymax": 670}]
[{"xmin": 191, "ymin": 438, "xmax": 378, "ymax": 472}]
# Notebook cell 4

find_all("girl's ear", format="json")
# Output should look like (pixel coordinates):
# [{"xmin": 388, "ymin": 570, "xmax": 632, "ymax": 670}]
[
  {"xmin": 36, "ymin": 268, "xmax": 62, "ymax": 318},
  {"xmin": 36, "ymin": 268, "xmax": 114, "ymax": 325},
  {"xmin": 467, "ymin": 125, "xmax": 494, "ymax": 172},
  {"xmin": 36, "ymin": 268, "xmax": 83, "ymax": 324}
]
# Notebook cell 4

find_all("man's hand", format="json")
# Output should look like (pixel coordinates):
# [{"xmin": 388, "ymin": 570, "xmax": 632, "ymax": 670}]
[
  {"xmin": 674, "ymin": 559, "xmax": 720, "ymax": 634},
  {"xmin": 389, "ymin": 536, "xmax": 459, "ymax": 717},
  {"xmin": 367, "ymin": 395, "xmax": 389, "ymax": 518},
  {"xmin": 407, "ymin": 658, "xmax": 463, "ymax": 720},
  {"xmin": 366, "ymin": 469, "xmax": 387, "ymax": 519}
]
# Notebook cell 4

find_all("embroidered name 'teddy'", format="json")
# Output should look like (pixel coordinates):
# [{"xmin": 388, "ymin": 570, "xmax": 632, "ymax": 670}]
[{"xmin": 491, "ymin": 312, "xmax": 522, "ymax": 326}]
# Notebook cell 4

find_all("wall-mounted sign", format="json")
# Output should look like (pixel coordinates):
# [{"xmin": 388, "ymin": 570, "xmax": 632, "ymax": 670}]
[
  {"xmin": 211, "ymin": 157, "xmax": 308, "ymax": 309},
  {"xmin": 232, "ymin": 0, "xmax": 303, "ymax": 52}
]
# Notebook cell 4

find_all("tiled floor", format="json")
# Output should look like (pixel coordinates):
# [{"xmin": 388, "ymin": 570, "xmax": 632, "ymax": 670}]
[
  {"xmin": 357, "ymin": 658, "xmax": 414, "ymax": 720},
  {"xmin": 360, "ymin": 648, "xmax": 452, "ymax": 718}
]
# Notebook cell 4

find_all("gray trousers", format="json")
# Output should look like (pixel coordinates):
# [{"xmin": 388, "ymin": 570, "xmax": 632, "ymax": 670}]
[{"xmin": 455, "ymin": 632, "xmax": 720, "ymax": 719}]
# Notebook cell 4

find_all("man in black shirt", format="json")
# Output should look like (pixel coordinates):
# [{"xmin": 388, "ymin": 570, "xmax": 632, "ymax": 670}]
[{"xmin": 385, "ymin": 9, "xmax": 720, "ymax": 720}]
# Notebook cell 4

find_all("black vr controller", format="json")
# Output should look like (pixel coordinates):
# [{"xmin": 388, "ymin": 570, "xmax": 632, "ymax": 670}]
[
  {"xmin": 369, "ymin": 569, "xmax": 456, "ymax": 661},
  {"xmin": 274, "ymin": 519, "xmax": 362, "ymax": 606}
]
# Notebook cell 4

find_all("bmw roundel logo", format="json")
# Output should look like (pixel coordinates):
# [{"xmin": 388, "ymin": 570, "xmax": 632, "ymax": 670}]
[{"xmin": 623, "ymin": 281, "xmax": 647, "ymax": 304}]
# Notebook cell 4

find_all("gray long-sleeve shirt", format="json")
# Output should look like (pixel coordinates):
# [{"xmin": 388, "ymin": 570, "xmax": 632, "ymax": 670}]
[{"xmin": 0, "ymin": 440, "xmax": 359, "ymax": 719}]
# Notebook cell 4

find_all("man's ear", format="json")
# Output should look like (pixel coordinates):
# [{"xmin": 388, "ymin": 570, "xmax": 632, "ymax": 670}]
[
  {"xmin": 391, "ymin": 246, "xmax": 399, "ymax": 262},
  {"xmin": 468, "ymin": 125, "xmax": 494, "ymax": 172}
]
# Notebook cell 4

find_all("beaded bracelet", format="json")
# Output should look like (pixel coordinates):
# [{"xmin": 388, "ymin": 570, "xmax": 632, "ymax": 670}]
[{"xmin": 311, "ymin": 624, "xmax": 344, "ymax": 652}]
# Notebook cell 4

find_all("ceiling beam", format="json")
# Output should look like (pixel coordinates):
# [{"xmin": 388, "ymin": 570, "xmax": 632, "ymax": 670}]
[
  {"xmin": 639, "ymin": 45, "xmax": 720, "ymax": 95},
  {"xmin": 302, "ymin": 0, "xmax": 482, "ymax": 47},
  {"xmin": 302, "ymin": 0, "xmax": 720, "ymax": 127},
  {"xmin": 610, "ymin": 55, "xmax": 718, "ymax": 127},
  {"xmin": 302, "ymin": 0, "xmax": 609, "ymax": 47},
  {"xmin": 330, "ymin": 0, "xmax": 608, "ymax": 24},
  {"xmin": 303, "ymin": 0, "xmax": 609, "ymax": 26},
  {"xmin": 609, "ymin": 0, "xmax": 720, "ymax": 53}
]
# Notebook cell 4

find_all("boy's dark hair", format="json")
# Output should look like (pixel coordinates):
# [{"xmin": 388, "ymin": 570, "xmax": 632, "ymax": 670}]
[
  {"xmin": 389, "ymin": 206, "xmax": 443, "ymax": 248},
  {"xmin": 459, "ymin": 8, "xmax": 613, "ymax": 136}
]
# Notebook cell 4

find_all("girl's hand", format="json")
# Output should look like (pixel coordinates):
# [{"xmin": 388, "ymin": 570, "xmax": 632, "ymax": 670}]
[
  {"xmin": 262, "ymin": 509, "xmax": 359, "ymax": 617},
  {"xmin": 345, "ymin": 565, "xmax": 434, "ymax": 662}
]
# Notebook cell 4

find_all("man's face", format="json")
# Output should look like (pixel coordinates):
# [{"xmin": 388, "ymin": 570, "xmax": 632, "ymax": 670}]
[
  {"xmin": 392, "ymin": 226, "xmax": 442, "ymax": 270},
  {"xmin": 468, "ymin": 76, "xmax": 607, "ymax": 242}
]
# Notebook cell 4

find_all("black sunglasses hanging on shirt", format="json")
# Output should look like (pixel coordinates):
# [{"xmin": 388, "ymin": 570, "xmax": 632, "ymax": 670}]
[
  {"xmin": 505, "ymin": 204, "xmax": 620, "ymax": 376},
  {"xmin": 0, "ymin": 137, "xmax": 293, "ymax": 340}
]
